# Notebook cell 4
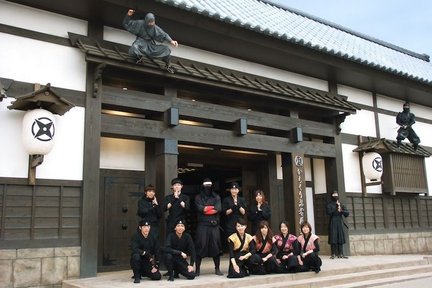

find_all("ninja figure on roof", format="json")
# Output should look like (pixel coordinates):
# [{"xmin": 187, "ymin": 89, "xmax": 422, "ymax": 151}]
[
  {"xmin": 396, "ymin": 102, "xmax": 420, "ymax": 150},
  {"xmin": 123, "ymin": 9, "xmax": 178, "ymax": 73}
]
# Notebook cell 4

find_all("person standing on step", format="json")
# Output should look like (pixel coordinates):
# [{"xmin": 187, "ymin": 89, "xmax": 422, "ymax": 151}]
[
  {"xmin": 223, "ymin": 182, "xmax": 247, "ymax": 239},
  {"xmin": 130, "ymin": 220, "xmax": 162, "ymax": 283},
  {"xmin": 326, "ymin": 191, "xmax": 349, "ymax": 259},
  {"xmin": 163, "ymin": 219, "xmax": 196, "ymax": 281},
  {"xmin": 163, "ymin": 178, "xmax": 190, "ymax": 234},
  {"xmin": 194, "ymin": 178, "xmax": 224, "ymax": 276},
  {"xmin": 248, "ymin": 189, "xmax": 271, "ymax": 234},
  {"xmin": 137, "ymin": 184, "xmax": 162, "ymax": 239}
]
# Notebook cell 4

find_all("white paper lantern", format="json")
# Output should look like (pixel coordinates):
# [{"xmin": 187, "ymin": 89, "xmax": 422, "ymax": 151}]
[
  {"xmin": 22, "ymin": 108, "xmax": 56, "ymax": 155},
  {"xmin": 362, "ymin": 152, "xmax": 383, "ymax": 180}
]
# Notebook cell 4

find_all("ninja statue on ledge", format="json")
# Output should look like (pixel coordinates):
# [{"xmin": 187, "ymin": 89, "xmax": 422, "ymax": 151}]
[{"xmin": 396, "ymin": 102, "xmax": 420, "ymax": 150}]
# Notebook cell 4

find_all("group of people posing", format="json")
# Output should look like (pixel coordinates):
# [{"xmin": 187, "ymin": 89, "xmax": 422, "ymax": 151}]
[{"xmin": 129, "ymin": 177, "xmax": 347, "ymax": 283}]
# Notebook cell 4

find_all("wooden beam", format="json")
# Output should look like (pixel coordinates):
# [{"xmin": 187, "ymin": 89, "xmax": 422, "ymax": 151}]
[{"xmin": 101, "ymin": 114, "xmax": 336, "ymax": 158}]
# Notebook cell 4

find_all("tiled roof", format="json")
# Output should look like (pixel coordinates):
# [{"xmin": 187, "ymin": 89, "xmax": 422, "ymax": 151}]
[
  {"xmin": 353, "ymin": 138, "xmax": 431, "ymax": 157},
  {"xmin": 69, "ymin": 33, "xmax": 357, "ymax": 113},
  {"xmin": 157, "ymin": 0, "xmax": 432, "ymax": 85}
]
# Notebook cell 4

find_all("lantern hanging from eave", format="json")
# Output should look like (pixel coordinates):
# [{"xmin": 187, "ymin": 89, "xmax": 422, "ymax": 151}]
[
  {"xmin": 362, "ymin": 152, "xmax": 383, "ymax": 181},
  {"xmin": 22, "ymin": 108, "xmax": 56, "ymax": 155}
]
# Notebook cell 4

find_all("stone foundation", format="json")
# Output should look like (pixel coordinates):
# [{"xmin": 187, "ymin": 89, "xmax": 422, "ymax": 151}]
[
  {"xmin": 0, "ymin": 247, "xmax": 80, "ymax": 288},
  {"xmin": 350, "ymin": 232, "xmax": 432, "ymax": 255}
]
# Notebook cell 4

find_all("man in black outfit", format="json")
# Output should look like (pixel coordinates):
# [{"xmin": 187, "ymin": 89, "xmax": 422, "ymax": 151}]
[
  {"xmin": 194, "ymin": 178, "xmax": 224, "ymax": 276},
  {"xmin": 163, "ymin": 219, "xmax": 196, "ymax": 281},
  {"xmin": 163, "ymin": 178, "xmax": 190, "ymax": 233},
  {"xmin": 137, "ymin": 184, "xmax": 162, "ymax": 239},
  {"xmin": 326, "ymin": 191, "xmax": 349, "ymax": 259},
  {"xmin": 130, "ymin": 220, "xmax": 162, "ymax": 283},
  {"xmin": 223, "ymin": 182, "xmax": 247, "ymax": 238},
  {"xmin": 396, "ymin": 102, "xmax": 420, "ymax": 150}
]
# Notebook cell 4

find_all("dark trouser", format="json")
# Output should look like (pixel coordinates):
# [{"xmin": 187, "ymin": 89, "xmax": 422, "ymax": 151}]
[
  {"xmin": 130, "ymin": 253, "xmax": 161, "ymax": 280},
  {"xmin": 249, "ymin": 254, "xmax": 283, "ymax": 274},
  {"xmin": 278, "ymin": 253, "xmax": 300, "ymax": 273},
  {"xmin": 195, "ymin": 255, "xmax": 221, "ymax": 274},
  {"xmin": 397, "ymin": 127, "xmax": 420, "ymax": 148},
  {"xmin": 227, "ymin": 252, "xmax": 252, "ymax": 278},
  {"xmin": 301, "ymin": 252, "xmax": 322, "ymax": 272},
  {"xmin": 331, "ymin": 244, "xmax": 344, "ymax": 256},
  {"xmin": 164, "ymin": 254, "xmax": 195, "ymax": 280}
]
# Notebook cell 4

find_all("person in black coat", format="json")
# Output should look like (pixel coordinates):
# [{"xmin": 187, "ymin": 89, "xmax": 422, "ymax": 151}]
[
  {"xmin": 130, "ymin": 220, "xmax": 162, "ymax": 283},
  {"xmin": 163, "ymin": 219, "xmax": 196, "ymax": 281},
  {"xmin": 137, "ymin": 184, "xmax": 162, "ymax": 239},
  {"xmin": 223, "ymin": 182, "xmax": 247, "ymax": 238},
  {"xmin": 163, "ymin": 178, "xmax": 190, "ymax": 233},
  {"xmin": 326, "ymin": 191, "xmax": 349, "ymax": 259},
  {"xmin": 194, "ymin": 178, "xmax": 223, "ymax": 276},
  {"xmin": 227, "ymin": 217, "xmax": 254, "ymax": 278},
  {"xmin": 248, "ymin": 189, "xmax": 271, "ymax": 234}
]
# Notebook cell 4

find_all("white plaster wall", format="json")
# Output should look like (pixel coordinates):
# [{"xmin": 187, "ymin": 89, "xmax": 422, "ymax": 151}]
[
  {"xmin": 304, "ymin": 157, "xmax": 312, "ymax": 181},
  {"xmin": 341, "ymin": 109, "xmax": 376, "ymax": 137},
  {"xmin": 0, "ymin": 98, "xmax": 85, "ymax": 180},
  {"xmin": 0, "ymin": 0, "xmax": 87, "ymax": 37},
  {"xmin": 306, "ymin": 187, "xmax": 315, "ymax": 232},
  {"xmin": 377, "ymin": 94, "xmax": 431, "ymax": 120},
  {"xmin": 313, "ymin": 158, "xmax": 327, "ymax": 194},
  {"xmin": 104, "ymin": 26, "xmax": 329, "ymax": 91},
  {"xmin": 337, "ymin": 85, "xmax": 373, "ymax": 106},
  {"xmin": 0, "ymin": 98, "xmax": 28, "ymax": 177},
  {"xmin": 378, "ymin": 113, "xmax": 400, "ymax": 140},
  {"xmin": 100, "ymin": 137, "xmax": 145, "ymax": 171},
  {"xmin": 342, "ymin": 144, "xmax": 362, "ymax": 193},
  {"xmin": 0, "ymin": 33, "xmax": 87, "ymax": 91}
]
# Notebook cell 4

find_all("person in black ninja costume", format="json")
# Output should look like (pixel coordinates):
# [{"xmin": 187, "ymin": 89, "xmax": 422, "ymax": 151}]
[
  {"xmin": 194, "ymin": 178, "xmax": 224, "ymax": 276},
  {"xmin": 396, "ymin": 102, "xmax": 420, "ymax": 150}
]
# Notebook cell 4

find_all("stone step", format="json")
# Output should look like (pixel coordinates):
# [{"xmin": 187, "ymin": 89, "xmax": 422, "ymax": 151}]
[
  {"xmin": 244, "ymin": 264, "xmax": 432, "ymax": 288},
  {"xmin": 62, "ymin": 256, "xmax": 431, "ymax": 288},
  {"xmin": 327, "ymin": 271, "xmax": 432, "ymax": 288}
]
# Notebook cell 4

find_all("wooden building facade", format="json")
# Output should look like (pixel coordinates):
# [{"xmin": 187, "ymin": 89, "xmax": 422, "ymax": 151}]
[{"xmin": 1, "ymin": 0, "xmax": 432, "ymax": 286}]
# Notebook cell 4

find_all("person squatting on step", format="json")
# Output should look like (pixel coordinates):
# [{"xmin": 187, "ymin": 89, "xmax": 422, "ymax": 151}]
[
  {"xmin": 130, "ymin": 220, "xmax": 162, "ymax": 283},
  {"xmin": 162, "ymin": 219, "xmax": 196, "ymax": 281}
]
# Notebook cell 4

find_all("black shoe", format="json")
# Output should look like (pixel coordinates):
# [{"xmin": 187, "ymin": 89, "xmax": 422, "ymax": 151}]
[
  {"xmin": 166, "ymin": 65, "xmax": 175, "ymax": 74},
  {"xmin": 174, "ymin": 272, "xmax": 180, "ymax": 279},
  {"xmin": 339, "ymin": 254, "xmax": 348, "ymax": 259},
  {"xmin": 330, "ymin": 254, "xmax": 336, "ymax": 259},
  {"xmin": 315, "ymin": 267, "xmax": 321, "ymax": 274},
  {"xmin": 133, "ymin": 277, "xmax": 140, "ymax": 283},
  {"xmin": 215, "ymin": 268, "xmax": 223, "ymax": 276},
  {"xmin": 168, "ymin": 276, "xmax": 174, "ymax": 281}
]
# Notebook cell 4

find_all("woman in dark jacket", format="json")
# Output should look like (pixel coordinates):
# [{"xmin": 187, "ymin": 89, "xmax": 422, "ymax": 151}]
[{"xmin": 248, "ymin": 189, "xmax": 271, "ymax": 234}]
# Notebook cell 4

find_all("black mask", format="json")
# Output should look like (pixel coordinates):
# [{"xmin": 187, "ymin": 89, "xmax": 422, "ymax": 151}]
[
  {"xmin": 203, "ymin": 186, "xmax": 212, "ymax": 195},
  {"xmin": 403, "ymin": 108, "xmax": 410, "ymax": 113},
  {"xmin": 332, "ymin": 196, "xmax": 339, "ymax": 201}
]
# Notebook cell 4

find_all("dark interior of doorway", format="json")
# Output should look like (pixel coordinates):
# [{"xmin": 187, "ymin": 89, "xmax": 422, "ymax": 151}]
[{"xmin": 178, "ymin": 163, "xmax": 242, "ymax": 247}]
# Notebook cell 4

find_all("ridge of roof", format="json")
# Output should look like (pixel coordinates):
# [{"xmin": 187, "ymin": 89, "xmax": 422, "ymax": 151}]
[
  {"xmin": 262, "ymin": 0, "xmax": 429, "ymax": 61},
  {"xmin": 156, "ymin": 0, "xmax": 432, "ymax": 85}
]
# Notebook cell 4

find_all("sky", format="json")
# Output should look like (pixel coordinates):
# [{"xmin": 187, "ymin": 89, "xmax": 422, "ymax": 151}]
[{"xmin": 273, "ymin": 0, "xmax": 432, "ymax": 59}]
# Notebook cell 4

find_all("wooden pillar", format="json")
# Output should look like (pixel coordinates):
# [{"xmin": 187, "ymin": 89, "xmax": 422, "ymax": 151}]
[
  {"xmin": 155, "ymin": 139, "xmax": 178, "ymax": 239},
  {"xmin": 80, "ymin": 63, "xmax": 102, "ymax": 277},
  {"xmin": 145, "ymin": 141, "xmax": 156, "ymax": 187},
  {"xmin": 282, "ymin": 152, "xmax": 307, "ymax": 235}
]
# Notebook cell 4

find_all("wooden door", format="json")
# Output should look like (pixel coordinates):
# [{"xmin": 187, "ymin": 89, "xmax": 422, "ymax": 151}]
[{"xmin": 99, "ymin": 170, "xmax": 144, "ymax": 271}]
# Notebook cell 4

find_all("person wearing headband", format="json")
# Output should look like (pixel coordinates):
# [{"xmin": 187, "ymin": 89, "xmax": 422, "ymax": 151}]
[
  {"xmin": 194, "ymin": 178, "xmax": 224, "ymax": 276},
  {"xmin": 162, "ymin": 178, "xmax": 190, "ymax": 233}
]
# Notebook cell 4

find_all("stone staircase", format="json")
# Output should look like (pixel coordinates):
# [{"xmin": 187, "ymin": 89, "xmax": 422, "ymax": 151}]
[{"xmin": 62, "ymin": 255, "xmax": 432, "ymax": 288}]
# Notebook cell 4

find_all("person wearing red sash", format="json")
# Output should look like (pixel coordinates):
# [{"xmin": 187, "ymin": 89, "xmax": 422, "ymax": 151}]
[
  {"xmin": 274, "ymin": 220, "xmax": 301, "ymax": 273},
  {"xmin": 249, "ymin": 220, "xmax": 283, "ymax": 274},
  {"xmin": 297, "ymin": 221, "xmax": 322, "ymax": 273}
]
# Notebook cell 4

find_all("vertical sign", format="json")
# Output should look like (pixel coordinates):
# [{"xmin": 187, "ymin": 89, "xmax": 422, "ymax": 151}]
[{"xmin": 292, "ymin": 153, "xmax": 307, "ymax": 234}]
